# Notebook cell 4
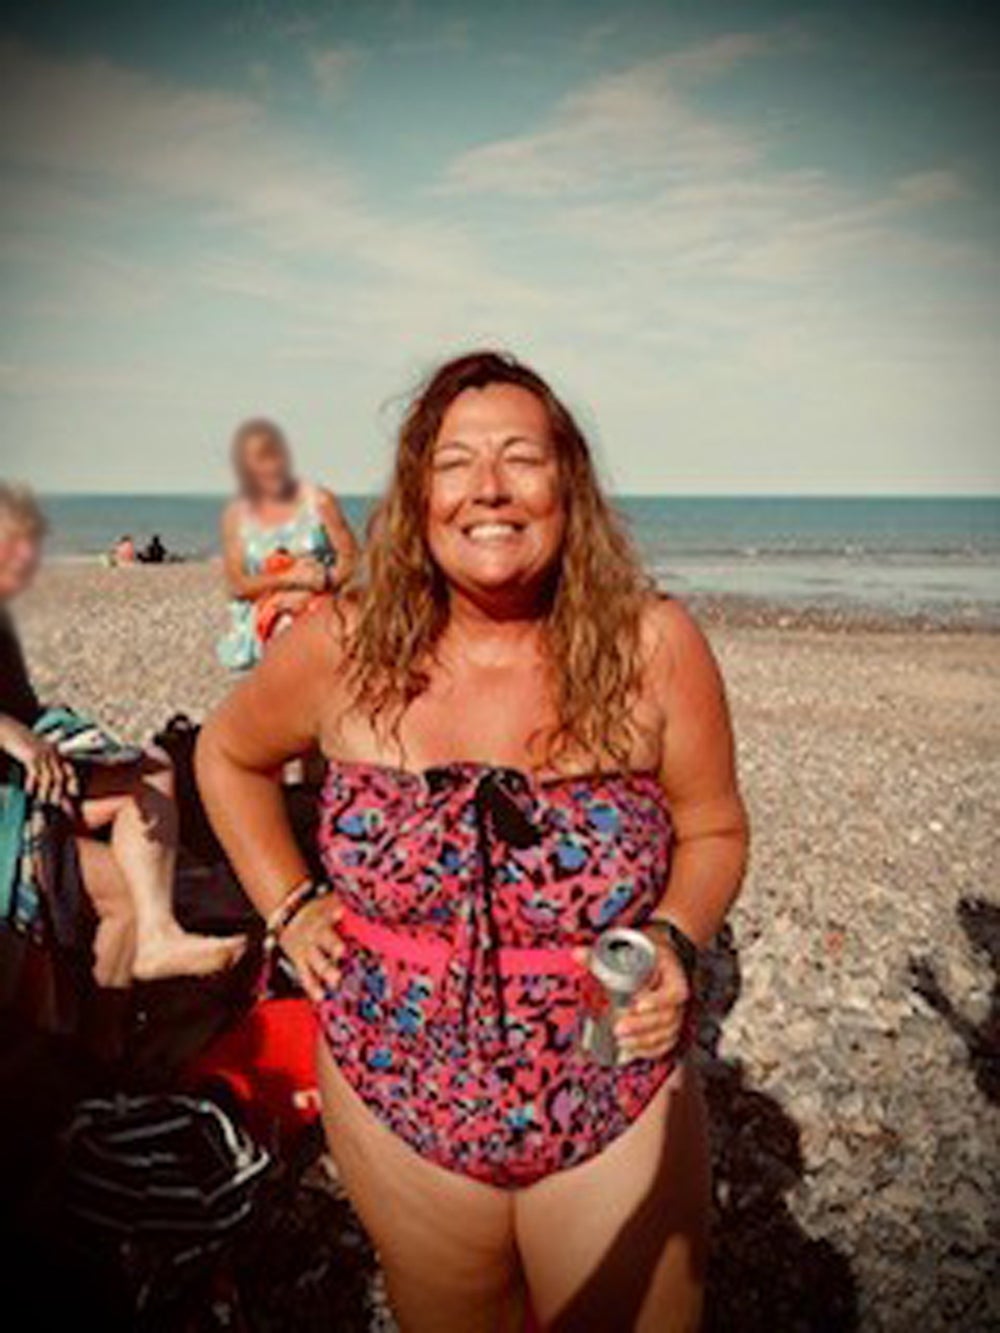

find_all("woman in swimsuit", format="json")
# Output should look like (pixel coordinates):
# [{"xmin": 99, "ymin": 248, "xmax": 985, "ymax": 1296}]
[
  {"xmin": 217, "ymin": 417, "xmax": 359, "ymax": 670},
  {"xmin": 198, "ymin": 352, "xmax": 749, "ymax": 1331}
]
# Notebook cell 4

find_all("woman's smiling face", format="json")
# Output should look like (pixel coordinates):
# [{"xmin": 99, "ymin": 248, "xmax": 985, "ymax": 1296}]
[{"xmin": 425, "ymin": 383, "xmax": 567, "ymax": 605}]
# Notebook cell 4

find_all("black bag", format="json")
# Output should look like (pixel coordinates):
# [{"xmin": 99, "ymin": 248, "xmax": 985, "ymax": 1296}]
[{"xmin": 153, "ymin": 714, "xmax": 227, "ymax": 865}]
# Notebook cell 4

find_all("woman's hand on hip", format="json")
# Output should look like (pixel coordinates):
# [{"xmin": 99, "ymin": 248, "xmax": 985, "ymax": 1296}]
[
  {"xmin": 278, "ymin": 893, "xmax": 346, "ymax": 1002},
  {"xmin": 615, "ymin": 940, "xmax": 691, "ymax": 1061}
]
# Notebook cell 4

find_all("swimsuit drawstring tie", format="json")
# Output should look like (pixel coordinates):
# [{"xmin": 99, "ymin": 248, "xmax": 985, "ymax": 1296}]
[{"xmin": 443, "ymin": 769, "xmax": 540, "ymax": 1056}]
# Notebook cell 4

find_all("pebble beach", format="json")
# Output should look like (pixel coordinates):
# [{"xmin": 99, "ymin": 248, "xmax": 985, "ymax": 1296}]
[{"xmin": 15, "ymin": 559, "xmax": 1000, "ymax": 1333}]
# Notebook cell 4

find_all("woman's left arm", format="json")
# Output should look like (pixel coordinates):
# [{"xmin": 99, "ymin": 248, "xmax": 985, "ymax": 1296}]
[
  {"xmin": 316, "ymin": 489, "xmax": 359, "ymax": 589},
  {"xmin": 617, "ymin": 598, "xmax": 749, "ymax": 1059}
]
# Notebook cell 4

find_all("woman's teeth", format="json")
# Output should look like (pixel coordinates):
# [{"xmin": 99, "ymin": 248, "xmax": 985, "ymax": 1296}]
[{"xmin": 465, "ymin": 523, "xmax": 521, "ymax": 543}]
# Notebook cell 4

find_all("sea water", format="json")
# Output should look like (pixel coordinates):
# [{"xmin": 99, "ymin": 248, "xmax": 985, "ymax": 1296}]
[{"xmin": 41, "ymin": 494, "xmax": 1000, "ymax": 623}]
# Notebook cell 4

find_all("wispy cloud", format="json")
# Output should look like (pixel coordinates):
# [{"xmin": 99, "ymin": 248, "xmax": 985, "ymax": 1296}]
[
  {"xmin": 0, "ymin": 35, "xmax": 551, "ymax": 396},
  {"xmin": 189, "ymin": 253, "xmax": 297, "ymax": 302},
  {"xmin": 0, "ymin": 233, "xmax": 169, "ymax": 316},
  {"xmin": 547, "ymin": 164, "xmax": 984, "ymax": 288},
  {"xmin": 0, "ymin": 16, "xmax": 996, "ymax": 493},
  {"xmin": 441, "ymin": 35, "xmax": 775, "ymax": 197},
  {"xmin": 0, "ymin": 358, "xmax": 179, "ymax": 397},
  {"xmin": 438, "ymin": 34, "xmax": 985, "ymax": 299},
  {"xmin": 307, "ymin": 45, "xmax": 360, "ymax": 100},
  {"xmin": 388, "ymin": 15, "xmax": 470, "ymax": 56},
  {"xmin": 222, "ymin": 3, "xmax": 322, "ymax": 41},
  {"xmin": 0, "ymin": 40, "xmax": 358, "ymax": 244},
  {"xmin": 0, "ymin": 38, "xmax": 517, "ymax": 305},
  {"xmin": 891, "ymin": 168, "xmax": 967, "ymax": 206}
]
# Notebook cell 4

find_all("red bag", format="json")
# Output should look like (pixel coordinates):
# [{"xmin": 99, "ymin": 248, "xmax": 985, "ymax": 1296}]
[{"xmin": 184, "ymin": 998, "xmax": 320, "ymax": 1145}]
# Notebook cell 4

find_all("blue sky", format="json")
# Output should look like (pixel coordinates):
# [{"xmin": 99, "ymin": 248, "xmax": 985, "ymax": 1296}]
[{"xmin": 1, "ymin": 0, "xmax": 998, "ymax": 494}]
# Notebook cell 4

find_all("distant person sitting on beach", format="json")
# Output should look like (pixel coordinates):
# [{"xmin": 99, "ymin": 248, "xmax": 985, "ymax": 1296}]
[
  {"xmin": 140, "ymin": 533, "xmax": 167, "ymax": 564},
  {"xmin": 0, "ymin": 484, "xmax": 245, "ymax": 1032},
  {"xmin": 217, "ymin": 418, "xmax": 358, "ymax": 671},
  {"xmin": 111, "ymin": 533, "xmax": 136, "ymax": 566}
]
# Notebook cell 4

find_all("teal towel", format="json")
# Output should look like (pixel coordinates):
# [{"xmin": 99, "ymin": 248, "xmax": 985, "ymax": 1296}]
[{"xmin": 0, "ymin": 707, "xmax": 135, "ymax": 935}]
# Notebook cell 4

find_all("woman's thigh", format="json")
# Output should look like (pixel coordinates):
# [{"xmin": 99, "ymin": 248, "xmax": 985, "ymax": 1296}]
[
  {"xmin": 317, "ymin": 1043, "xmax": 524, "ymax": 1333},
  {"xmin": 514, "ymin": 1062, "xmax": 710, "ymax": 1333}
]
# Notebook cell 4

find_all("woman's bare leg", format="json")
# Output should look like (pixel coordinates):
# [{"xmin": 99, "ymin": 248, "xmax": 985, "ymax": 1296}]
[
  {"xmin": 515, "ymin": 1062, "xmax": 710, "ymax": 1333},
  {"xmin": 317, "ymin": 1043, "xmax": 524, "ymax": 1333},
  {"xmin": 74, "ymin": 835, "xmax": 137, "ymax": 1060},
  {"xmin": 81, "ymin": 747, "xmax": 244, "ymax": 979},
  {"xmin": 75, "ymin": 837, "xmax": 136, "ymax": 987}
]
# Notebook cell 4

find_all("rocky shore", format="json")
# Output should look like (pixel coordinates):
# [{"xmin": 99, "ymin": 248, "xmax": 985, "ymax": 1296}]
[{"xmin": 14, "ymin": 560, "xmax": 1000, "ymax": 1332}]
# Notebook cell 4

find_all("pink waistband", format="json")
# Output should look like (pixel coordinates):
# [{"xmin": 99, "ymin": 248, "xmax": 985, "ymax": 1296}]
[{"xmin": 337, "ymin": 905, "xmax": 585, "ymax": 979}]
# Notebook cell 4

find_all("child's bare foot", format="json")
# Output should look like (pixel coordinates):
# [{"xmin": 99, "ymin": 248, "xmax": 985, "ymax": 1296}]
[{"xmin": 132, "ymin": 927, "xmax": 246, "ymax": 980}]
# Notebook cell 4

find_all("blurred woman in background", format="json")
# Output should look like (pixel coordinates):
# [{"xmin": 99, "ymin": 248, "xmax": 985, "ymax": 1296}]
[{"xmin": 217, "ymin": 419, "xmax": 358, "ymax": 670}]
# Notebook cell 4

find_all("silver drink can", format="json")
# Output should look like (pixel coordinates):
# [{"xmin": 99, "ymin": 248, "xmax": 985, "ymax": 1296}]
[{"xmin": 579, "ymin": 927, "xmax": 658, "ymax": 1066}]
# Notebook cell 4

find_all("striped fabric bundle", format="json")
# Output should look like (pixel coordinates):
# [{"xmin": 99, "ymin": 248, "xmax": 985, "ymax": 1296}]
[
  {"xmin": 63, "ymin": 1094, "xmax": 271, "ymax": 1242},
  {"xmin": 62, "ymin": 1094, "xmax": 272, "ymax": 1316},
  {"xmin": 62, "ymin": 1093, "xmax": 272, "ymax": 1316}
]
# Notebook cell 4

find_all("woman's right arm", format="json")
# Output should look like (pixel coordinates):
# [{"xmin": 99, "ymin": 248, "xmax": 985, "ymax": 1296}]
[
  {"xmin": 196, "ymin": 609, "xmax": 344, "ymax": 997},
  {"xmin": 220, "ymin": 503, "xmax": 325, "ymax": 601}
]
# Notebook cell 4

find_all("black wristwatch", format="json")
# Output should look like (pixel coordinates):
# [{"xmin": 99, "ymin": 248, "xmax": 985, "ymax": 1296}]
[{"xmin": 643, "ymin": 918, "xmax": 699, "ymax": 985}]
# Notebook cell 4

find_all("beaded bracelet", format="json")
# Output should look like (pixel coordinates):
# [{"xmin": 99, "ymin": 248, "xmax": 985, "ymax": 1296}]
[{"xmin": 263, "ymin": 878, "xmax": 330, "ymax": 964}]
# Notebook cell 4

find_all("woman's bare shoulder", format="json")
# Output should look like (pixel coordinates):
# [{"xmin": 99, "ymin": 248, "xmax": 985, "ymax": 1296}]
[
  {"xmin": 639, "ymin": 593, "xmax": 720, "ymax": 684},
  {"xmin": 640, "ymin": 592, "xmax": 706, "ymax": 652}
]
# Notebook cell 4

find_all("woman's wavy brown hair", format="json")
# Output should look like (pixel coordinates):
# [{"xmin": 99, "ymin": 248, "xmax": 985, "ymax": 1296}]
[{"xmin": 347, "ymin": 350, "xmax": 652, "ymax": 769}]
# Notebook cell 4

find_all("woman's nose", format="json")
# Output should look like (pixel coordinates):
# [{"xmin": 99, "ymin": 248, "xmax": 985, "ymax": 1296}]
[{"xmin": 471, "ymin": 456, "xmax": 509, "ymax": 503}]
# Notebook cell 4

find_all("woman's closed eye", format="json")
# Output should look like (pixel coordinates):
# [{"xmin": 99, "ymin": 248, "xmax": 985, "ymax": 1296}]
[
  {"xmin": 500, "ymin": 436, "xmax": 552, "ymax": 466},
  {"xmin": 431, "ymin": 447, "xmax": 473, "ymax": 472}
]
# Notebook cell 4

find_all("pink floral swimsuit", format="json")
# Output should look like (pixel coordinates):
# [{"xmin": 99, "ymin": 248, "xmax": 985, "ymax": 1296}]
[{"xmin": 316, "ymin": 760, "xmax": 678, "ymax": 1188}]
